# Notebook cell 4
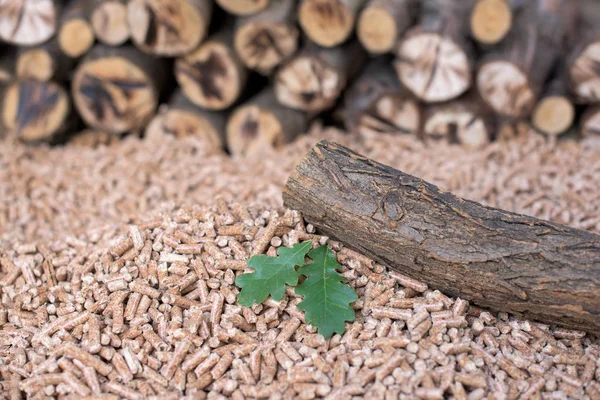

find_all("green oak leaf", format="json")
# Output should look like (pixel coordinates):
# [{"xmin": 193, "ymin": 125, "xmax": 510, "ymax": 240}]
[
  {"xmin": 296, "ymin": 245, "xmax": 358, "ymax": 339},
  {"xmin": 235, "ymin": 240, "xmax": 312, "ymax": 306}
]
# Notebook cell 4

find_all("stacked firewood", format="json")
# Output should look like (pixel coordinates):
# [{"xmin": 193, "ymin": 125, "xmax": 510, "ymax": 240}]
[{"xmin": 0, "ymin": 0, "xmax": 599, "ymax": 153}]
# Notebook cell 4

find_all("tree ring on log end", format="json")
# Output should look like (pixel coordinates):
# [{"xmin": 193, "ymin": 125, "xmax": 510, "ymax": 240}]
[
  {"xmin": 235, "ymin": 23, "xmax": 299, "ymax": 75},
  {"xmin": 226, "ymin": 105, "xmax": 284, "ymax": 156},
  {"xmin": 358, "ymin": 95, "xmax": 420, "ymax": 137},
  {"xmin": 16, "ymin": 50, "xmax": 53, "ymax": 82},
  {"xmin": 175, "ymin": 41, "xmax": 244, "ymax": 110},
  {"xmin": 357, "ymin": 7, "xmax": 397, "ymax": 54},
  {"xmin": 299, "ymin": 0, "xmax": 354, "ymax": 48},
  {"xmin": 127, "ymin": 0, "xmax": 207, "ymax": 56},
  {"xmin": 396, "ymin": 32, "xmax": 471, "ymax": 103},
  {"xmin": 570, "ymin": 42, "xmax": 600, "ymax": 103},
  {"xmin": 3, "ymin": 80, "xmax": 69, "ymax": 142},
  {"xmin": 216, "ymin": 0, "xmax": 269, "ymax": 16},
  {"xmin": 145, "ymin": 109, "xmax": 223, "ymax": 151},
  {"xmin": 532, "ymin": 96, "xmax": 574, "ymax": 136},
  {"xmin": 91, "ymin": 1, "xmax": 130, "ymax": 46},
  {"xmin": 0, "ymin": 0, "xmax": 56, "ymax": 46},
  {"xmin": 477, "ymin": 61, "xmax": 534, "ymax": 118},
  {"xmin": 72, "ymin": 57, "xmax": 157, "ymax": 134},
  {"xmin": 424, "ymin": 109, "xmax": 490, "ymax": 149},
  {"xmin": 275, "ymin": 56, "xmax": 343, "ymax": 112},
  {"xmin": 470, "ymin": 0, "xmax": 512, "ymax": 45},
  {"xmin": 59, "ymin": 19, "xmax": 95, "ymax": 58}
]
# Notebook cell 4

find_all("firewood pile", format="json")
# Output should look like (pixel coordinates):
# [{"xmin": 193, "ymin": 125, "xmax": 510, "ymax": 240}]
[{"xmin": 1, "ymin": 0, "xmax": 600, "ymax": 153}]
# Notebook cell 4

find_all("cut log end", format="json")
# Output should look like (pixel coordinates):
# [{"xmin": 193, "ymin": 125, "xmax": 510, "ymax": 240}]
[
  {"xmin": 477, "ymin": 61, "xmax": 535, "ymax": 118},
  {"xmin": 470, "ymin": 0, "xmax": 512, "ymax": 44},
  {"xmin": 235, "ymin": 23, "xmax": 298, "ymax": 75},
  {"xmin": 175, "ymin": 41, "xmax": 244, "ymax": 110},
  {"xmin": 570, "ymin": 42, "xmax": 600, "ymax": 103},
  {"xmin": 276, "ymin": 56, "xmax": 343, "ymax": 112},
  {"xmin": 216, "ymin": 0, "xmax": 269, "ymax": 15},
  {"xmin": 532, "ymin": 96, "xmax": 575, "ymax": 136},
  {"xmin": 357, "ymin": 7, "xmax": 397, "ymax": 54},
  {"xmin": 424, "ymin": 109, "xmax": 491, "ymax": 148},
  {"xmin": 16, "ymin": 50, "xmax": 53, "ymax": 82},
  {"xmin": 59, "ymin": 19, "xmax": 95, "ymax": 58},
  {"xmin": 396, "ymin": 32, "xmax": 471, "ymax": 102},
  {"xmin": 226, "ymin": 105, "xmax": 285, "ymax": 156},
  {"xmin": 358, "ymin": 95, "xmax": 420, "ymax": 137},
  {"xmin": 91, "ymin": 1, "xmax": 130, "ymax": 46},
  {"xmin": 2, "ymin": 80, "xmax": 70, "ymax": 143},
  {"xmin": 0, "ymin": 0, "xmax": 56, "ymax": 46},
  {"xmin": 127, "ymin": 0, "xmax": 208, "ymax": 56},
  {"xmin": 145, "ymin": 109, "xmax": 223, "ymax": 151},
  {"xmin": 72, "ymin": 57, "xmax": 158, "ymax": 134},
  {"xmin": 299, "ymin": 0, "xmax": 354, "ymax": 48}
]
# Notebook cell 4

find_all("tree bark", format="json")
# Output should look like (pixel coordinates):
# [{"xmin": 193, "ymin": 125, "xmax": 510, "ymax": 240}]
[
  {"xmin": 226, "ymin": 87, "xmax": 308, "ymax": 157},
  {"xmin": 283, "ymin": 140, "xmax": 600, "ymax": 333},
  {"xmin": 174, "ymin": 29, "xmax": 247, "ymax": 111},
  {"xmin": 72, "ymin": 45, "xmax": 166, "ymax": 134},
  {"xmin": 234, "ymin": 0, "xmax": 299, "ymax": 75},
  {"xmin": 298, "ymin": 0, "xmax": 366, "ymax": 47},
  {"xmin": 422, "ymin": 91, "xmax": 495, "ymax": 148},
  {"xmin": 275, "ymin": 41, "xmax": 366, "ymax": 113},
  {"xmin": 58, "ymin": 0, "xmax": 96, "ymax": 58},
  {"xmin": 357, "ymin": 0, "xmax": 418, "ymax": 55},
  {"xmin": 394, "ymin": 0, "xmax": 474, "ymax": 103},
  {"xmin": 16, "ymin": 39, "xmax": 75, "ymax": 82},
  {"xmin": 145, "ymin": 89, "xmax": 226, "ymax": 152},
  {"xmin": 469, "ymin": 0, "xmax": 515, "ymax": 45},
  {"xmin": 531, "ymin": 61, "xmax": 576, "ymax": 136},
  {"xmin": 90, "ymin": 0, "xmax": 130, "ymax": 46},
  {"xmin": 216, "ymin": 0, "xmax": 269, "ymax": 16},
  {"xmin": 1, "ymin": 79, "xmax": 72, "ymax": 143},
  {"xmin": 477, "ymin": 0, "xmax": 577, "ymax": 119},
  {"xmin": 0, "ymin": 0, "xmax": 58, "ymax": 46},
  {"xmin": 344, "ymin": 59, "xmax": 421, "ymax": 138},
  {"xmin": 126, "ymin": 0, "xmax": 212, "ymax": 56}
]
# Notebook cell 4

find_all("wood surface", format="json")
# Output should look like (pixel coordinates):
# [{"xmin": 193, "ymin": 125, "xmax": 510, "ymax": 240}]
[
  {"xmin": 91, "ymin": 0, "xmax": 130, "ymax": 46},
  {"xmin": 357, "ymin": 0, "xmax": 418, "ymax": 54}
]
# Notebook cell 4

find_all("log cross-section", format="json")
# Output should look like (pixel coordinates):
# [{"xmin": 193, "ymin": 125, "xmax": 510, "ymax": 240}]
[
  {"xmin": 283, "ymin": 140, "xmax": 600, "ymax": 332},
  {"xmin": 0, "ymin": 0, "xmax": 58, "ymax": 46}
]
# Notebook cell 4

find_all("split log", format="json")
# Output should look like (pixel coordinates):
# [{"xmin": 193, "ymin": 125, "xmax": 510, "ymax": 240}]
[
  {"xmin": 394, "ymin": 0, "xmax": 474, "ymax": 103},
  {"xmin": 283, "ymin": 140, "xmax": 600, "ymax": 332},
  {"xmin": 72, "ymin": 45, "xmax": 166, "ymax": 134},
  {"xmin": 16, "ymin": 39, "xmax": 74, "ymax": 82},
  {"xmin": 298, "ymin": 0, "xmax": 365, "ymax": 47},
  {"xmin": 580, "ymin": 106, "xmax": 600, "ymax": 138},
  {"xmin": 226, "ymin": 87, "xmax": 308, "ymax": 156},
  {"xmin": 275, "ymin": 41, "xmax": 366, "ymax": 113},
  {"xmin": 58, "ymin": 0, "xmax": 96, "ymax": 58},
  {"xmin": 175, "ymin": 31, "xmax": 247, "ymax": 111},
  {"xmin": 477, "ymin": 0, "xmax": 576, "ymax": 119},
  {"xmin": 216, "ymin": 0, "xmax": 269, "ymax": 16},
  {"xmin": 90, "ymin": 0, "xmax": 130, "ymax": 46},
  {"xmin": 1, "ymin": 79, "xmax": 71, "ymax": 143},
  {"xmin": 0, "ymin": 0, "xmax": 58, "ymax": 46},
  {"xmin": 234, "ymin": 0, "xmax": 299, "ymax": 75},
  {"xmin": 344, "ymin": 59, "xmax": 420, "ymax": 137},
  {"xmin": 469, "ymin": 0, "xmax": 513, "ymax": 45},
  {"xmin": 532, "ymin": 62, "xmax": 576, "ymax": 136},
  {"xmin": 126, "ymin": 0, "xmax": 212, "ymax": 56},
  {"xmin": 145, "ymin": 90, "xmax": 226, "ymax": 152},
  {"xmin": 421, "ymin": 92, "xmax": 495, "ymax": 148},
  {"xmin": 357, "ymin": 0, "xmax": 418, "ymax": 55}
]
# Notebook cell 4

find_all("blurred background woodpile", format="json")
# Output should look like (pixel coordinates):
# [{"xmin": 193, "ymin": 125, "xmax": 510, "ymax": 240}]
[{"xmin": 0, "ymin": 0, "xmax": 599, "ymax": 154}]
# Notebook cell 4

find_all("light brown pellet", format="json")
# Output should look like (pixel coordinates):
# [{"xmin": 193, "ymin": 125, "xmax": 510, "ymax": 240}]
[
  {"xmin": 103, "ymin": 382, "xmax": 143, "ymax": 400},
  {"xmin": 141, "ymin": 325, "xmax": 169, "ymax": 352},
  {"xmin": 389, "ymin": 270, "xmax": 428, "ymax": 292},
  {"xmin": 375, "ymin": 351, "xmax": 404, "ymax": 381},
  {"xmin": 277, "ymin": 317, "xmax": 301, "ymax": 342},
  {"xmin": 371, "ymin": 307, "xmax": 411, "ymax": 320},
  {"xmin": 261, "ymin": 348, "xmax": 278, "ymax": 384},
  {"xmin": 129, "ymin": 281, "xmax": 161, "ymax": 299},
  {"xmin": 58, "ymin": 343, "xmax": 113, "ymax": 376}
]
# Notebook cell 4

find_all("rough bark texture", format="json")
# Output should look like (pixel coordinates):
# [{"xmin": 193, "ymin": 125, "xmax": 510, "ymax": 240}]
[
  {"xmin": 283, "ymin": 140, "xmax": 600, "ymax": 332},
  {"xmin": 357, "ymin": 0, "xmax": 418, "ymax": 54},
  {"xmin": 91, "ymin": 0, "xmax": 130, "ymax": 46},
  {"xmin": 298, "ymin": 0, "xmax": 366, "ymax": 47},
  {"xmin": 58, "ymin": 0, "xmax": 96, "ymax": 57},
  {"xmin": 344, "ymin": 59, "xmax": 420, "ymax": 137}
]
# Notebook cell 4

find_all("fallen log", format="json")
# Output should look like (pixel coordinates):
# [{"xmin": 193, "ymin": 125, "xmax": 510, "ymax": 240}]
[
  {"xmin": 283, "ymin": 140, "xmax": 600, "ymax": 332},
  {"xmin": 0, "ymin": 0, "xmax": 58, "ymax": 46},
  {"xmin": 126, "ymin": 0, "xmax": 212, "ymax": 56},
  {"xmin": 298, "ymin": 0, "xmax": 365, "ymax": 47},
  {"xmin": 343, "ymin": 59, "xmax": 420, "ymax": 137},
  {"xmin": 58, "ymin": 0, "xmax": 96, "ymax": 58},
  {"xmin": 90, "ymin": 0, "xmax": 130, "ymax": 46}
]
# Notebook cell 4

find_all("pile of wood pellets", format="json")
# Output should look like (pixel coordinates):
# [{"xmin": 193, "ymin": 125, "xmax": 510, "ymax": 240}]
[{"xmin": 0, "ymin": 128, "xmax": 599, "ymax": 399}]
